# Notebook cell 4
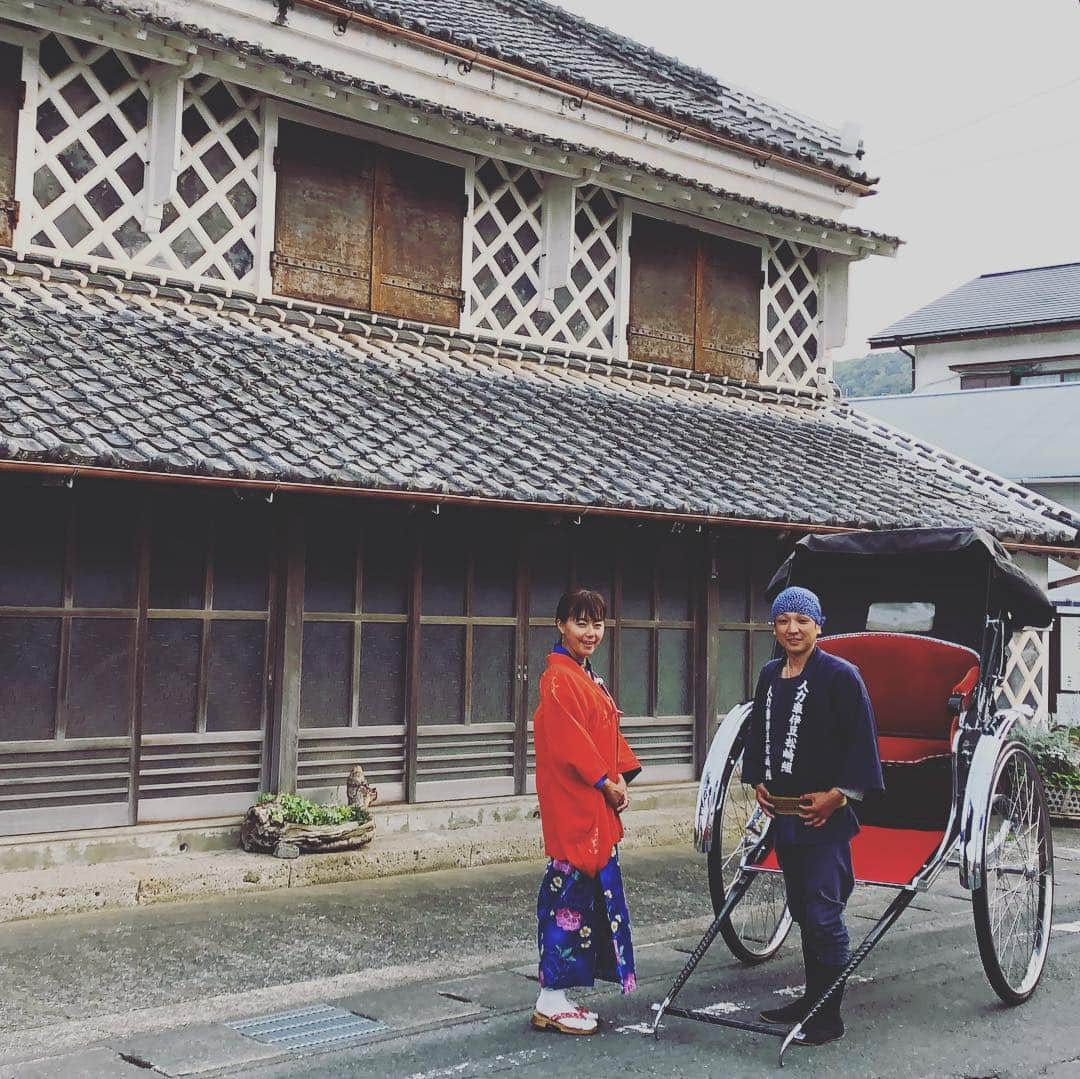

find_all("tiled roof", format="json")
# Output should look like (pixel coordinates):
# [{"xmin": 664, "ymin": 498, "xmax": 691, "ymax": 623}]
[
  {"xmin": 871, "ymin": 262, "xmax": 1080, "ymax": 344},
  {"xmin": 0, "ymin": 250, "xmax": 1074, "ymax": 546},
  {"xmin": 323, "ymin": 0, "xmax": 873, "ymax": 183}
]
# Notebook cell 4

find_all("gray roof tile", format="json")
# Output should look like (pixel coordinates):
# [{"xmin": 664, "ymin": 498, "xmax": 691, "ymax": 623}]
[
  {"xmin": 329, "ymin": 0, "xmax": 869, "ymax": 180},
  {"xmin": 0, "ymin": 250, "xmax": 1074, "ymax": 546},
  {"xmin": 871, "ymin": 262, "xmax": 1080, "ymax": 343}
]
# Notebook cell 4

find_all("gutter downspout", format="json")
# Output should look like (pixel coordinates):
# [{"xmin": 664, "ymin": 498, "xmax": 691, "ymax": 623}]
[
  {"xmin": 895, "ymin": 342, "xmax": 917, "ymax": 392},
  {"xmin": 281, "ymin": 0, "xmax": 875, "ymax": 197},
  {"xmin": 0, "ymin": 458, "xmax": 1076, "ymax": 558}
]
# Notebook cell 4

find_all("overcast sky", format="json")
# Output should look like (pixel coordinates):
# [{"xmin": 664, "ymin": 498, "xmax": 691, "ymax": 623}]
[{"xmin": 556, "ymin": 0, "xmax": 1080, "ymax": 360}]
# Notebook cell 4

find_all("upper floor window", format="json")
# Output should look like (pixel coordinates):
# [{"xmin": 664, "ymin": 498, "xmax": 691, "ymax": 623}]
[
  {"xmin": 272, "ymin": 119, "xmax": 465, "ymax": 325},
  {"xmin": 627, "ymin": 214, "xmax": 762, "ymax": 381},
  {"xmin": 960, "ymin": 366, "xmax": 1080, "ymax": 389},
  {"xmin": 0, "ymin": 42, "xmax": 22, "ymax": 248}
]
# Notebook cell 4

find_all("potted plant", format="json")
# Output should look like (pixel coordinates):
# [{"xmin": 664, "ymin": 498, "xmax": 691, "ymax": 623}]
[
  {"xmin": 241, "ymin": 764, "xmax": 378, "ymax": 855},
  {"xmin": 1013, "ymin": 724, "xmax": 1080, "ymax": 823}
]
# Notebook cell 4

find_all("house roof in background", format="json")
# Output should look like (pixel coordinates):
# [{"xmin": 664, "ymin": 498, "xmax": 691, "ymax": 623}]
[
  {"xmin": 870, "ymin": 262, "xmax": 1080, "ymax": 344},
  {"xmin": 295, "ymin": 0, "xmax": 873, "ymax": 183},
  {"xmin": 852, "ymin": 382, "xmax": 1080, "ymax": 484},
  {"xmin": 0, "ymin": 249, "xmax": 1074, "ymax": 546}
]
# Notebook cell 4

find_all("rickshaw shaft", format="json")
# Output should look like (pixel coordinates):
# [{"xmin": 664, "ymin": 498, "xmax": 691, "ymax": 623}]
[
  {"xmin": 779, "ymin": 887, "xmax": 916, "ymax": 1065},
  {"xmin": 651, "ymin": 869, "xmax": 756, "ymax": 1038}
]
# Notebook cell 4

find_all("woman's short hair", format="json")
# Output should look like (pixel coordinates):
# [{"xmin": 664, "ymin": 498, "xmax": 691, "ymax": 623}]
[{"xmin": 555, "ymin": 588, "xmax": 607, "ymax": 624}]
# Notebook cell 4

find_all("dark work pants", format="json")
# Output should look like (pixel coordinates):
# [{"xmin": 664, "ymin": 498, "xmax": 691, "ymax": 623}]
[{"xmin": 775, "ymin": 841, "xmax": 855, "ymax": 966}]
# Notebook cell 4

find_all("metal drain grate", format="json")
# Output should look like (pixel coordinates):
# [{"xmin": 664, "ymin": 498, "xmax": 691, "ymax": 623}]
[{"xmin": 227, "ymin": 1006, "xmax": 388, "ymax": 1051}]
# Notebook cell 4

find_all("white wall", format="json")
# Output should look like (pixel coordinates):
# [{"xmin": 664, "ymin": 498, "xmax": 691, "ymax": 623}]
[{"xmin": 913, "ymin": 327, "xmax": 1080, "ymax": 392}]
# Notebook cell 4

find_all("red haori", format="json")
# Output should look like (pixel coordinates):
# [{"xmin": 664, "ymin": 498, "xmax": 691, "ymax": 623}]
[{"xmin": 533, "ymin": 652, "xmax": 642, "ymax": 878}]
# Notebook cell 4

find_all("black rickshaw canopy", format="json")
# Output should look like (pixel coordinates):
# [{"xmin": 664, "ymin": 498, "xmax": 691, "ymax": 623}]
[{"xmin": 767, "ymin": 527, "xmax": 1054, "ymax": 651}]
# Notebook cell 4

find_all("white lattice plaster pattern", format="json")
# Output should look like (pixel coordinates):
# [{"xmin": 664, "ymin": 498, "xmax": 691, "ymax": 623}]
[
  {"xmin": 763, "ymin": 240, "xmax": 823, "ymax": 389},
  {"xmin": 27, "ymin": 35, "xmax": 260, "ymax": 287},
  {"xmin": 998, "ymin": 629, "xmax": 1049, "ymax": 721},
  {"xmin": 466, "ymin": 158, "xmax": 619, "ymax": 351}
]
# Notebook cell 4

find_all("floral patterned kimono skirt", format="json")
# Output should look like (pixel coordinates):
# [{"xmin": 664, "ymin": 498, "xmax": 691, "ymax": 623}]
[{"xmin": 536, "ymin": 848, "xmax": 636, "ymax": 993}]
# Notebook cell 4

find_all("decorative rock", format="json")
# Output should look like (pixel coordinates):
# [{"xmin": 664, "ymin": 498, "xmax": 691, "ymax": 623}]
[{"xmin": 273, "ymin": 841, "xmax": 300, "ymax": 860}]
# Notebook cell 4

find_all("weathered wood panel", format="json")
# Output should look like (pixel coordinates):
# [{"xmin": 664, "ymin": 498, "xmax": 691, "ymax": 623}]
[
  {"xmin": 627, "ymin": 215, "xmax": 696, "ymax": 369},
  {"xmin": 696, "ymin": 232, "xmax": 762, "ymax": 380},
  {"xmin": 0, "ymin": 44, "xmax": 22, "ymax": 249},
  {"xmin": 272, "ymin": 120, "xmax": 374, "ymax": 309},
  {"xmin": 372, "ymin": 147, "xmax": 465, "ymax": 326}
]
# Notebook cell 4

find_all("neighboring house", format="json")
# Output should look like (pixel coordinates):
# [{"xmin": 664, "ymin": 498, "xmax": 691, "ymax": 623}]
[
  {"xmin": 870, "ymin": 262, "xmax": 1080, "ymax": 394},
  {"xmin": 865, "ymin": 265, "xmax": 1080, "ymax": 723},
  {"xmin": 1, "ymin": 1, "xmax": 1077, "ymax": 840}
]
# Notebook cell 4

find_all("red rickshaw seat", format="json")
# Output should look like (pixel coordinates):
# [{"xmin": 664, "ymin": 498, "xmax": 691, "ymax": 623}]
[
  {"xmin": 757, "ymin": 825, "xmax": 945, "ymax": 886},
  {"xmin": 876, "ymin": 735, "xmax": 951, "ymax": 764},
  {"xmin": 817, "ymin": 632, "xmax": 979, "ymax": 763}
]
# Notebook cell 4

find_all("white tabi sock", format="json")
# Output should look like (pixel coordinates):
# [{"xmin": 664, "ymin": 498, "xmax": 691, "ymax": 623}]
[{"xmin": 536, "ymin": 987, "xmax": 596, "ymax": 1020}]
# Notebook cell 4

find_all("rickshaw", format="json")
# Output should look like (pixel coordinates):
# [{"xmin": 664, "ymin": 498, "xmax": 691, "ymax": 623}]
[{"xmin": 652, "ymin": 527, "xmax": 1056, "ymax": 1065}]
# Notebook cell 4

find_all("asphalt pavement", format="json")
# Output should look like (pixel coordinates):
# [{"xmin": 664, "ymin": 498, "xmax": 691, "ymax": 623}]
[{"xmin": 2, "ymin": 834, "xmax": 1079, "ymax": 1079}]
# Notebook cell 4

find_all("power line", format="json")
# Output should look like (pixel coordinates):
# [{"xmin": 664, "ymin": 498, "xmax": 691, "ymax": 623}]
[{"xmin": 878, "ymin": 73, "xmax": 1080, "ymax": 161}]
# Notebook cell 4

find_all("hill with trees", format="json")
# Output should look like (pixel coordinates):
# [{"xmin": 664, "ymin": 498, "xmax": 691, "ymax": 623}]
[{"xmin": 833, "ymin": 350, "xmax": 912, "ymax": 398}]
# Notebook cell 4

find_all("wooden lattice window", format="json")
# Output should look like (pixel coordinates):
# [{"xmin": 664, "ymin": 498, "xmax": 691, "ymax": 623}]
[
  {"xmin": 0, "ymin": 43, "xmax": 21, "ymax": 248},
  {"xmin": 524, "ymin": 522, "xmax": 702, "ymax": 782},
  {"xmin": 272, "ymin": 121, "xmax": 464, "ymax": 324},
  {"xmin": 467, "ymin": 159, "xmax": 620, "ymax": 350},
  {"xmin": 627, "ymin": 215, "xmax": 762, "ymax": 380},
  {"xmin": 711, "ymin": 532, "xmax": 783, "ymax": 722},
  {"xmin": 763, "ymin": 240, "xmax": 821, "ymax": 387}
]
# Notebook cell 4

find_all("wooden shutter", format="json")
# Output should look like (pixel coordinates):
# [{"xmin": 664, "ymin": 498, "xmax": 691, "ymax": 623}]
[
  {"xmin": 627, "ymin": 215, "xmax": 696, "ymax": 369},
  {"xmin": 0, "ymin": 45, "xmax": 23, "ymax": 248},
  {"xmin": 695, "ymin": 232, "xmax": 762, "ymax": 380},
  {"xmin": 627, "ymin": 214, "xmax": 763, "ymax": 381},
  {"xmin": 371, "ymin": 146, "xmax": 465, "ymax": 326},
  {"xmin": 272, "ymin": 120, "xmax": 374, "ymax": 309}
]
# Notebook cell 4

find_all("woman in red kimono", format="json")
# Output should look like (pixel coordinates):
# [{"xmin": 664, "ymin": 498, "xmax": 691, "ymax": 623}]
[{"xmin": 531, "ymin": 589, "xmax": 642, "ymax": 1036}]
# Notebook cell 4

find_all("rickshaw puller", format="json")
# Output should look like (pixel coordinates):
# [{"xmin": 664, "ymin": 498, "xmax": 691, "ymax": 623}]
[{"xmin": 741, "ymin": 586, "xmax": 884, "ymax": 1047}]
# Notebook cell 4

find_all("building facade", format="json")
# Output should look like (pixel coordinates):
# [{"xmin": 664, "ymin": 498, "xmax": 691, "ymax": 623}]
[
  {"xmin": 1, "ymin": 0, "xmax": 1077, "ymax": 838},
  {"xmin": 866, "ymin": 262, "xmax": 1080, "ymax": 722}
]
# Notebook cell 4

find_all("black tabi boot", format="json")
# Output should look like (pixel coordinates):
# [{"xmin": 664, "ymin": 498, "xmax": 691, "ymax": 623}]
[
  {"xmin": 759, "ymin": 940, "xmax": 815, "ymax": 1025},
  {"xmin": 793, "ymin": 962, "xmax": 847, "ymax": 1047}
]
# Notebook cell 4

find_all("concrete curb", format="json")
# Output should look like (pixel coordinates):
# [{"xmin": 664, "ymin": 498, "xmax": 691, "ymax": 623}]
[{"xmin": 0, "ymin": 805, "xmax": 694, "ymax": 924}]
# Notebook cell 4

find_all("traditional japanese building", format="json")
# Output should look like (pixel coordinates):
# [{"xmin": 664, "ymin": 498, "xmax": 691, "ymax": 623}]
[{"xmin": 0, "ymin": 0, "xmax": 1077, "ymax": 839}]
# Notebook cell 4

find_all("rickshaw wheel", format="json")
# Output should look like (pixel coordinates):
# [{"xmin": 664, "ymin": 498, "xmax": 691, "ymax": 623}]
[
  {"xmin": 972, "ymin": 742, "xmax": 1054, "ymax": 1005},
  {"xmin": 707, "ymin": 730, "xmax": 792, "ymax": 964}
]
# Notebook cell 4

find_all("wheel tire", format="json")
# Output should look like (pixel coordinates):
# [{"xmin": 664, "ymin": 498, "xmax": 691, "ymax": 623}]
[
  {"xmin": 706, "ymin": 727, "xmax": 792, "ymax": 964},
  {"xmin": 972, "ymin": 743, "xmax": 1054, "ymax": 1005}
]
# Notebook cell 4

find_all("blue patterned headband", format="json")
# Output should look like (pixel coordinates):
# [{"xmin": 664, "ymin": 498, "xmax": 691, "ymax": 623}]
[{"xmin": 770, "ymin": 586, "xmax": 824, "ymax": 626}]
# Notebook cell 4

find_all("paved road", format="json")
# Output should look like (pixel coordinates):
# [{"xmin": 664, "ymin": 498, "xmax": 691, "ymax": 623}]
[{"xmin": 2, "ymin": 836, "xmax": 1079, "ymax": 1078}]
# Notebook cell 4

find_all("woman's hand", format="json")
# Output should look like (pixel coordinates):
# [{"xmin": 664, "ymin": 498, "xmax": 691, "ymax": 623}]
[
  {"xmin": 601, "ymin": 778, "xmax": 627, "ymax": 812},
  {"xmin": 798, "ymin": 788, "xmax": 846, "ymax": 828},
  {"xmin": 614, "ymin": 775, "xmax": 629, "ymax": 814},
  {"xmin": 754, "ymin": 783, "xmax": 774, "ymax": 818}
]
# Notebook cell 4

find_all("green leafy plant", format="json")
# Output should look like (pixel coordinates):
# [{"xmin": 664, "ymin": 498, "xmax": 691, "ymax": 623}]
[
  {"xmin": 1013, "ymin": 725, "xmax": 1080, "ymax": 791},
  {"xmin": 255, "ymin": 792, "xmax": 370, "ymax": 826}
]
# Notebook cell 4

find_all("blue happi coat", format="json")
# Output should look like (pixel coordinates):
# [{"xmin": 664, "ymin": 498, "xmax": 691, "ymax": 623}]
[{"xmin": 742, "ymin": 647, "xmax": 884, "ymax": 846}]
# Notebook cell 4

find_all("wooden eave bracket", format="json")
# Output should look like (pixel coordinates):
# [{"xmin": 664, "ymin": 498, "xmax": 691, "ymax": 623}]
[
  {"xmin": 539, "ymin": 174, "xmax": 577, "ymax": 299},
  {"xmin": 820, "ymin": 253, "xmax": 850, "ymax": 351},
  {"xmin": 143, "ymin": 56, "xmax": 204, "ymax": 233}
]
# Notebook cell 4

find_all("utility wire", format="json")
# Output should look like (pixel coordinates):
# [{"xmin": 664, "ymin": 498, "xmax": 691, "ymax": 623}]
[{"xmin": 877, "ymin": 73, "xmax": 1080, "ymax": 160}]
